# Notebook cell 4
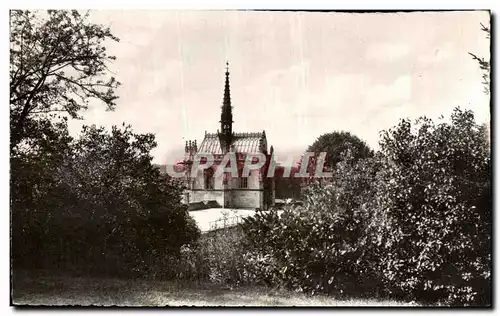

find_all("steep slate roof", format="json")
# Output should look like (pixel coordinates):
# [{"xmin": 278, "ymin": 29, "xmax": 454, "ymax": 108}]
[
  {"xmin": 232, "ymin": 132, "xmax": 265, "ymax": 153},
  {"xmin": 198, "ymin": 133, "xmax": 222, "ymax": 154},
  {"xmin": 198, "ymin": 132, "xmax": 265, "ymax": 154}
]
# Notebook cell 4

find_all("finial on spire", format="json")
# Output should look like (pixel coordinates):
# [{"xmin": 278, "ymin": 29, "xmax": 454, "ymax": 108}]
[{"xmin": 225, "ymin": 61, "xmax": 229, "ymax": 74}]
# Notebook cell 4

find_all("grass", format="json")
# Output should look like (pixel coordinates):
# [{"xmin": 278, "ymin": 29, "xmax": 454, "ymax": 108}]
[{"xmin": 11, "ymin": 270, "xmax": 416, "ymax": 307}]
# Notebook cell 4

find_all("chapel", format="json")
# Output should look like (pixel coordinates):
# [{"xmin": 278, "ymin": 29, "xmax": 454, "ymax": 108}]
[{"xmin": 181, "ymin": 64, "xmax": 275, "ymax": 210}]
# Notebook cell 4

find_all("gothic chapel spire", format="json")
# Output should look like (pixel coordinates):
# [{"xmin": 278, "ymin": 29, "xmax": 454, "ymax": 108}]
[
  {"xmin": 219, "ymin": 62, "xmax": 233, "ymax": 152},
  {"xmin": 220, "ymin": 61, "xmax": 233, "ymax": 136}
]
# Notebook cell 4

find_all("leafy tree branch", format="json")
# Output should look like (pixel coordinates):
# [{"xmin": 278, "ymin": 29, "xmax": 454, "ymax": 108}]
[{"xmin": 10, "ymin": 10, "xmax": 121, "ymax": 147}]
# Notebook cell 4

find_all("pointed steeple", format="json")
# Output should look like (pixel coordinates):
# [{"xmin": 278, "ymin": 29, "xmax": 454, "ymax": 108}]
[
  {"xmin": 219, "ymin": 61, "xmax": 233, "ymax": 153},
  {"xmin": 220, "ymin": 61, "xmax": 233, "ymax": 134}
]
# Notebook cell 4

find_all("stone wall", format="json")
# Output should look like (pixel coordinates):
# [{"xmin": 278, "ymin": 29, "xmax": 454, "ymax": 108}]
[
  {"xmin": 191, "ymin": 168, "xmax": 224, "ymax": 190},
  {"xmin": 188, "ymin": 166, "xmax": 266, "ymax": 209},
  {"xmin": 231, "ymin": 190, "xmax": 263, "ymax": 209},
  {"xmin": 248, "ymin": 170, "xmax": 262, "ymax": 189},
  {"xmin": 190, "ymin": 190, "xmax": 225, "ymax": 207}
]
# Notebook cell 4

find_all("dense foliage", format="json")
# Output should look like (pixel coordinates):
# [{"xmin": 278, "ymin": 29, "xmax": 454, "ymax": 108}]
[
  {"xmin": 306, "ymin": 131, "xmax": 374, "ymax": 170},
  {"xmin": 370, "ymin": 110, "xmax": 491, "ymax": 305},
  {"xmin": 10, "ymin": 10, "xmax": 491, "ymax": 307},
  {"xmin": 242, "ymin": 154, "xmax": 384, "ymax": 297},
  {"xmin": 10, "ymin": 10, "xmax": 199, "ymax": 279},
  {"xmin": 240, "ymin": 108, "xmax": 491, "ymax": 306},
  {"xmin": 11, "ymin": 121, "xmax": 200, "ymax": 277}
]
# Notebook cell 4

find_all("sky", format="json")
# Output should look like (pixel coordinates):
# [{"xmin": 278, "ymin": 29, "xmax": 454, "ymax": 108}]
[{"xmin": 66, "ymin": 10, "xmax": 491, "ymax": 164}]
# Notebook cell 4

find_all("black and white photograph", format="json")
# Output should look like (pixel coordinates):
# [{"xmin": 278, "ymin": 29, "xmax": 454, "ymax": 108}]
[{"xmin": 9, "ymin": 8, "xmax": 491, "ymax": 307}]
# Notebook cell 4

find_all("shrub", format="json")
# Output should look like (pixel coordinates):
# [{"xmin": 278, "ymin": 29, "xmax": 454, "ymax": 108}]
[
  {"xmin": 242, "ymin": 174, "xmax": 384, "ymax": 298},
  {"xmin": 200, "ymin": 226, "xmax": 248, "ymax": 285},
  {"xmin": 174, "ymin": 214, "xmax": 284, "ymax": 287},
  {"xmin": 240, "ymin": 108, "xmax": 491, "ymax": 306},
  {"xmin": 369, "ymin": 108, "xmax": 491, "ymax": 305},
  {"xmin": 173, "ymin": 218, "xmax": 250, "ymax": 285},
  {"xmin": 11, "ymin": 123, "xmax": 201, "ymax": 278}
]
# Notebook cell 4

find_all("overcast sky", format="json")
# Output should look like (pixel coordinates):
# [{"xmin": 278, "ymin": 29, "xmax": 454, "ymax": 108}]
[{"xmin": 67, "ymin": 10, "xmax": 490, "ymax": 164}]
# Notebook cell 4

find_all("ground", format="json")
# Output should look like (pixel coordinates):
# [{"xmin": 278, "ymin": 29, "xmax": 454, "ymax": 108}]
[{"xmin": 12, "ymin": 270, "xmax": 415, "ymax": 307}]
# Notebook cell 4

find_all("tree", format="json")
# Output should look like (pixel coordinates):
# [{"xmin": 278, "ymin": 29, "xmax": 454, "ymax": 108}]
[
  {"xmin": 10, "ymin": 10, "xmax": 199, "ymax": 279},
  {"xmin": 469, "ymin": 22, "xmax": 490, "ymax": 94},
  {"xmin": 10, "ymin": 116, "xmax": 75, "ymax": 269},
  {"xmin": 59, "ymin": 125, "xmax": 200, "ymax": 267},
  {"xmin": 242, "ymin": 108, "xmax": 491, "ymax": 305},
  {"xmin": 306, "ymin": 131, "xmax": 374, "ymax": 172},
  {"xmin": 370, "ymin": 108, "xmax": 491, "ymax": 305},
  {"xmin": 12, "ymin": 123, "xmax": 200, "ymax": 276},
  {"xmin": 10, "ymin": 10, "xmax": 120, "ymax": 148}
]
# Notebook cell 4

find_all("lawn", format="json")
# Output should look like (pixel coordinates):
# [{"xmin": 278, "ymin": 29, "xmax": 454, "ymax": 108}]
[{"xmin": 12, "ymin": 270, "xmax": 415, "ymax": 307}]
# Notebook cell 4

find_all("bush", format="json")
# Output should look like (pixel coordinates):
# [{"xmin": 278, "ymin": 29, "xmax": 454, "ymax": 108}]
[
  {"xmin": 201, "ymin": 226, "xmax": 248, "ymax": 285},
  {"xmin": 243, "ymin": 178, "xmax": 379, "ymax": 297},
  {"xmin": 369, "ymin": 108, "xmax": 491, "ymax": 306},
  {"xmin": 174, "ymin": 214, "xmax": 284, "ymax": 287},
  {"xmin": 240, "ymin": 108, "xmax": 491, "ymax": 305},
  {"xmin": 173, "ymin": 225, "xmax": 249, "ymax": 285},
  {"xmin": 241, "ymin": 155, "xmax": 384, "ymax": 297},
  {"xmin": 11, "ymin": 123, "xmax": 201, "ymax": 278}
]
